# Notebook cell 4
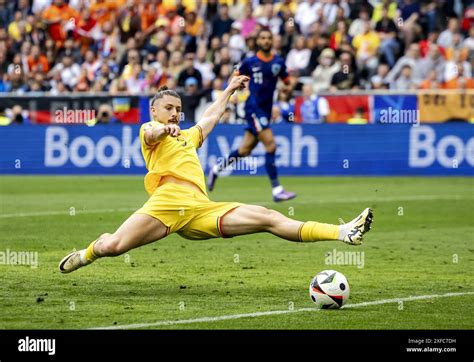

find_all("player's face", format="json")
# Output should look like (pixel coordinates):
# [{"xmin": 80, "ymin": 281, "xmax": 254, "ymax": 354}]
[
  {"xmin": 151, "ymin": 95, "xmax": 182, "ymax": 125},
  {"xmin": 257, "ymin": 31, "xmax": 273, "ymax": 52}
]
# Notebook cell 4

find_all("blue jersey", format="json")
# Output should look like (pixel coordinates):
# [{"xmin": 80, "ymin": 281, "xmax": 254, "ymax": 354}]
[{"xmin": 239, "ymin": 53, "xmax": 289, "ymax": 117}]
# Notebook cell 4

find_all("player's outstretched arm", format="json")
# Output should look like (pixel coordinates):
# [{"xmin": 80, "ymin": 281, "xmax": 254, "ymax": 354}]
[
  {"xmin": 197, "ymin": 74, "xmax": 249, "ymax": 140},
  {"xmin": 143, "ymin": 122, "xmax": 181, "ymax": 146}
]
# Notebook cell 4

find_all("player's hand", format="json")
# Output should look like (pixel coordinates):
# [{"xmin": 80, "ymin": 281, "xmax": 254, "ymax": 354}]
[
  {"xmin": 163, "ymin": 124, "xmax": 181, "ymax": 137},
  {"xmin": 227, "ymin": 74, "xmax": 250, "ymax": 93}
]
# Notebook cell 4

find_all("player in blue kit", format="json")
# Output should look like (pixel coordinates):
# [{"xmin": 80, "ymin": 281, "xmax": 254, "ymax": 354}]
[{"xmin": 207, "ymin": 28, "xmax": 296, "ymax": 202}]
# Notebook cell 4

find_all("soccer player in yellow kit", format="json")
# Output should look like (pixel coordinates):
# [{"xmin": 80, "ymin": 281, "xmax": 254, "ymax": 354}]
[{"xmin": 59, "ymin": 75, "xmax": 373, "ymax": 274}]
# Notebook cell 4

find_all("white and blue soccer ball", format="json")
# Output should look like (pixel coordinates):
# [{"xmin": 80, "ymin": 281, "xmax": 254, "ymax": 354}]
[{"xmin": 309, "ymin": 270, "xmax": 350, "ymax": 309}]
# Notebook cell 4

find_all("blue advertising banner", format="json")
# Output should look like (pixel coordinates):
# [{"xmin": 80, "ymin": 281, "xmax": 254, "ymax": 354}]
[{"xmin": 0, "ymin": 124, "xmax": 473, "ymax": 175}]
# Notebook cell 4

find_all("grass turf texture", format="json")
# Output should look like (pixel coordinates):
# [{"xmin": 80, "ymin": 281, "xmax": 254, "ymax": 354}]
[{"xmin": 0, "ymin": 176, "xmax": 473, "ymax": 330}]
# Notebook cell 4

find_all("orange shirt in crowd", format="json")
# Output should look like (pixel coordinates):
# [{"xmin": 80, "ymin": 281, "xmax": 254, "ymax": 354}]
[
  {"xmin": 418, "ymin": 79, "xmax": 441, "ymax": 89},
  {"xmin": 27, "ymin": 55, "xmax": 50, "ymax": 73},
  {"xmin": 141, "ymin": 3, "xmax": 166, "ymax": 30},
  {"xmin": 442, "ymin": 78, "xmax": 474, "ymax": 89},
  {"xmin": 42, "ymin": 3, "xmax": 79, "ymax": 45},
  {"xmin": 89, "ymin": 0, "xmax": 126, "ymax": 26}
]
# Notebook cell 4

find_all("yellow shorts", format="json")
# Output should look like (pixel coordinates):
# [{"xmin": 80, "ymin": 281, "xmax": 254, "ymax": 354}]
[{"xmin": 135, "ymin": 183, "xmax": 241, "ymax": 240}]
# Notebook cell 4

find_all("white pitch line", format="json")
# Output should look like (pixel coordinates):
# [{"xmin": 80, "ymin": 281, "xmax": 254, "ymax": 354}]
[
  {"xmin": 1, "ymin": 195, "xmax": 470, "ymax": 219},
  {"xmin": 90, "ymin": 291, "xmax": 474, "ymax": 330}
]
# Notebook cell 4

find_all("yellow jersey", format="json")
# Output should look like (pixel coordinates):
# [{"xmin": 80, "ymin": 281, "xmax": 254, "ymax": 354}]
[{"xmin": 139, "ymin": 122, "xmax": 205, "ymax": 196}]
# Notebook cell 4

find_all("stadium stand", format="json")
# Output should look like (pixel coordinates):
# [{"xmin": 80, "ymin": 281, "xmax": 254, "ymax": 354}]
[{"xmin": 0, "ymin": 0, "xmax": 473, "ymax": 124}]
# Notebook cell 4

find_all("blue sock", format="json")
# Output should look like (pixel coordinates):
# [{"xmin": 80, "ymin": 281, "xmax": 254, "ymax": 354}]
[
  {"xmin": 265, "ymin": 151, "xmax": 280, "ymax": 188},
  {"xmin": 216, "ymin": 149, "xmax": 241, "ymax": 172}
]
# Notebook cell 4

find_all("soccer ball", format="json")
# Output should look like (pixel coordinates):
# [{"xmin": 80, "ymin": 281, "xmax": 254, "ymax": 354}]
[{"xmin": 309, "ymin": 270, "xmax": 350, "ymax": 309}]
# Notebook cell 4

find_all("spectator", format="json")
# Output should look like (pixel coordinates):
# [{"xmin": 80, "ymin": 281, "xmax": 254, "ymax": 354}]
[
  {"xmin": 91, "ymin": 104, "xmax": 119, "ymax": 125},
  {"xmin": 398, "ymin": 0, "xmax": 421, "ymax": 49},
  {"xmin": 184, "ymin": 9, "xmax": 205, "ymax": 39},
  {"xmin": 8, "ymin": 105, "xmax": 30, "ymax": 125},
  {"xmin": 347, "ymin": 107, "xmax": 368, "ymax": 124},
  {"xmin": 0, "ymin": 105, "xmax": 10, "ymax": 125},
  {"xmin": 352, "ymin": 20, "xmax": 380, "ymax": 74},
  {"xmin": 323, "ymin": 2, "xmax": 350, "ymax": 28},
  {"xmin": 419, "ymin": 31, "xmax": 441, "ymax": 58},
  {"xmin": 41, "ymin": 0, "xmax": 79, "ymax": 47},
  {"xmin": 444, "ymin": 32, "xmax": 470, "ymax": 63},
  {"xmin": 211, "ymin": 4, "xmax": 234, "ymax": 39},
  {"xmin": 303, "ymin": 32, "xmax": 330, "ymax": 76},
  {"xmin": 257, "ymin": 3, "xmax": 282, "ymax": 36},
  {"xmin": 81, "ymin": 49, "xmax": 100, "ymax": 83},
  {"xmin": 49, "ymin": 55, "xmax": 81, "ymax": 89},
  {"xmin": 386, "ymin": 43, "xmax": 424, "ymax": 85},
  {"xmin": 177, "ymin": 53, "xmax": 203, "ymax": 89},
  {"xmin": 57, "ymin": 38, "xmax": 82, "ymax": 65},
  {"xmin": 274, "ymin": 88, "xmax": 295, "ymax": 123},
  {"xmin": 300, "ymin": 83, "xmax": 330, "ymax": 124},
  {"xmin": 375, "ymin": 6, "xmax": 399, "ymax": 67},
  {"xmin": 286, "ymin": 35, "xmax": 311, "ymax": 76},
  {"xmin": 9, "ymin": 72, "xmax": 28, "ymax": 94},
  {"xmin": 164, "ymin": 5, "xmax": 184, "ymax": 37},
  {"xmin": 418, "ymin": 45, "xmax": 445, "ymax": 83},
  {"xmin": 49, "ymin": 73, "xmax": 69, "ymax": 95},
  {"xmin": 438, "ymin": 18, "xmax": 461, "ymax": 49},
  {"xmin": 295, "ymin": 0, "xmax": 321, "ymax": 36},
  {"xmin": 0, "ymin": 0, "xmax": 472, "ymax": 103},
  {"xmin": 168, "ymin": 50, "xmax": 185, "ymax": 80},
  {"xmin": 330, "ymin": 20, "xmax": 351, "ymax": 51},
  {"xmin": 442, "ymin": 62, "xmax": 474, "ymax": 89},
  {"xmin": 7, "ymin": 54, "xmax": 25, "ymax": 76},
  {"xmin": 462, "ymin": 25, "xmax": 474, "ymax": 52},
  {"xmin": 213, "ymin": 46, "xmax": 233, "ymax": 78},
  {"xmin": 117, "ymin": 1, "xmax": 141, "ymax": 44},
  {"xmin": 371, "ymin": 0, "xmax": 397, "ymax": 23},
  {"xmin": 348, "ymin": 8, "xmax": 370, "ymax": 38},
  {"xmin": 419, "ymin": 69, "xmax": 442, "ymax": 89},
  {"xmin": 330, "ymin": 51, "xmax": 360, "ymax": 91},
  {"xmin": 444, "ymin": 48, "xmax": 472, "ymax": 83},
  {"xmin": 8, "ymin": 11, "xmax": 24, "ymax": 42},
  {"xmin": 28, "ymin": 45, "xmax": 49, "ymax": 73},
  {"xmin": 0, "ymin": 72, "xmax": 11, "ymax": 92},
  {"xmin": 120, "ymin": 48, "xmax": 140, "ymax": 79},
  {"xmin": 240, "ymin": 4, "xmax": 257, "ymax": 39},
  {"xmin": 311, "ymin": 48, "xmax": 340, "ymax": 92},
  {"xmin": 0, "ymin": 0, "xmax": 13, "ymax": 30},
  {"xmin": 180, "ymin": 77, "xmax": 205, "ymax": 123},
  {"xmin": 391, "ymin": 64, "xmax": 417, "ymax": 90},
  {"xmin": 228, "ymin": 22, "xmax": 246, "ymax": 63},
  {"xmin": 75, "ymin": 68, "xmax": 91, "ymax": 92},
  {"xmin": 371, "ymin": 63, "xmax": 390, "ymax": 89},
  {"xmin": 194, "ymin": 45, "xmax": 215, "ymax": 89}
]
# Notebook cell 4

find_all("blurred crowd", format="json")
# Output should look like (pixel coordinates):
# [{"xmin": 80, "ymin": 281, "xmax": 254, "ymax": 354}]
[{"xmin": 0, "ymin": 0, "xmax": 474, "ymax": 123}]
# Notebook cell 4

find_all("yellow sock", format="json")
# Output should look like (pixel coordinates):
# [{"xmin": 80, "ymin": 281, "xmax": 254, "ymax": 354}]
[
  {"xmin": 84, "ymin": 240, "xmax": 99, "ymax": 262},
  {"xmin": 298, "ymin": 221, "xmax": 340, "ymax": 242}
]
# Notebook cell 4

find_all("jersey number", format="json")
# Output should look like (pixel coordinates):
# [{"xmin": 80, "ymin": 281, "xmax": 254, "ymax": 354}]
[{"xmin": 253, "ymin": 72, "xmax": 263, "ymax": 84}]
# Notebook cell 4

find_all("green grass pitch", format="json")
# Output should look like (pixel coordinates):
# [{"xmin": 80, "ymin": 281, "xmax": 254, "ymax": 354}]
[{"xmin": 0, "ymin": 176, "xmax": 473, "ymax": 329}]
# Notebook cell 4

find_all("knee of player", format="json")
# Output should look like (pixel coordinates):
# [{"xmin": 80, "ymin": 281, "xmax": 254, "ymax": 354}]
[{"xmin": 258, "ymin": 207, "xmax": 279, "ymax": 228}]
